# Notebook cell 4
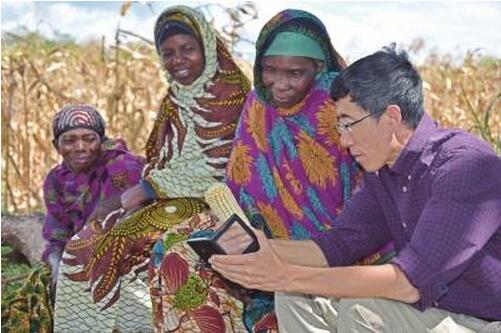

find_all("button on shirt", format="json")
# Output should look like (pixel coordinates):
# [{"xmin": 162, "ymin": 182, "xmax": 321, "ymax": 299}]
[{"xmin": 314, "ymin": 114, "xmax": 501, "ymax": 320}]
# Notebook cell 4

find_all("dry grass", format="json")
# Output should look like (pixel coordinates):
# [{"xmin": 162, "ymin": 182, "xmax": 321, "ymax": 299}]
[
  {"xmin": 1, "ymin": 38, "xmax": 499, "ymax": 213},
  {"xmin": 421, "ymin": 53, "xmax": 501, "ymax": 151}
]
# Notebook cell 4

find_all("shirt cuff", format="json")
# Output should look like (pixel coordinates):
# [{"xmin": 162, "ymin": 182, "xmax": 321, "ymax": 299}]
[
  {"xmin": 141, "ymin": 179, "xmax": 158, "ymax": 200},
  {"xmin": 391, "ymin": 246, "xmax": 448, "ymax": 310}
]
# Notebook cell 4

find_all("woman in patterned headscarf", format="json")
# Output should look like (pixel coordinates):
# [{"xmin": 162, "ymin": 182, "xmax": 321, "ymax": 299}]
[
  {"xmin": 52, "ymin": 5, "xmax": 250, "ymax": 333},
  {"xmin": 222, "ymin": 10, "xmax": 356, "ymax": 331},
  {"xmin": 44, "ymin": 104, "xmax": 144, "ymax": 271},
  {"xmin": 1, "ymin": 104, "xmax": 144, "ymax": 333},
  {"xmin": 147, "ymin": 9, "xmax": 394, "ymax": 333}
]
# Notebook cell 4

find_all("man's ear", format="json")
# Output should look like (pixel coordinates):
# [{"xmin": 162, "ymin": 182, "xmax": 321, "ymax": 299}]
[{"xmin": 385, "ymin": 105, "xmax": 403, "ymax": 125}]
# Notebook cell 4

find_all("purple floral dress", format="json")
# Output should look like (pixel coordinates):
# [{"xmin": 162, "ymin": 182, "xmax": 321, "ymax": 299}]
[{"xmin": 42, "ymin": 138, "xmax": 144, "ymax": 261}]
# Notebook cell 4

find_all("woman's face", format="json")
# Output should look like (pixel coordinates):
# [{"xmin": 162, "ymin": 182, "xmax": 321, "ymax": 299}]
[
  {"xmin": 262, "ymin": 56, "xmax": 320, "ymax": 108},
  {"xmin": 56, "ymin": 128, "xmax": 101, "ymax": 173},
  {"xmin": 159, "ymin": 33, "xmax": 205, "ymax": 85}
]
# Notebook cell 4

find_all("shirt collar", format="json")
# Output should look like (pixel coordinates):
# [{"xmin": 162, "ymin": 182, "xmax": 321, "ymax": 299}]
[{"xmin": 390, "ymin": 113, "xmax": 437, "ymax": 174}]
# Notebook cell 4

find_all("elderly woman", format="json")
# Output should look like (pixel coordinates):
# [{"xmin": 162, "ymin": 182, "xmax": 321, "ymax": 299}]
[
  {"xmin": 1, "ymin": 104, "xmax": 144, "ymax": 333},
  {"xmin": 146, "ymin": 9, "xmax": 394, "ymax": 333},
  {"xmin": 43, "ymin": 104, "xmax": 145, "ymax": 273},
  {"xmin": 53, "ymin": 5, "xmax": 250, "ymax": 333}
]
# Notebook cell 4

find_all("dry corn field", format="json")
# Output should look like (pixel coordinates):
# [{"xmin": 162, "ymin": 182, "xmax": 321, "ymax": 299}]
[{"xmin": 1, "ymin": 40, "xmax": 500, "ymax": 214}]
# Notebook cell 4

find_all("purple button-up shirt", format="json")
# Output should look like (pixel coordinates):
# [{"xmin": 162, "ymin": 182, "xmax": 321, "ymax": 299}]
[{"xmin": 314, "ymin": 114, "xmax": 501, "ymax": 320}]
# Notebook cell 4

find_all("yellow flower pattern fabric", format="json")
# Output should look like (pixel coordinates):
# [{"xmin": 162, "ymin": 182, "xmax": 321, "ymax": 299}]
[
  {"xmin": 227, "ymin": 92, "xmax": 358, "ymax": 241},
  {"xmin": 245, "ymin": 98, "xmax": 268, "ymax": 152},
  {"xmin": 316, "ymin": 99, "xmax": 341, "ymax": 147},
  {"xmin": 226, "ymin": 140, "xmax": 254, "ymax": 186},
  {"xmin": 297, "ymin": 130, "xmax": 338, "ymax": 189}
]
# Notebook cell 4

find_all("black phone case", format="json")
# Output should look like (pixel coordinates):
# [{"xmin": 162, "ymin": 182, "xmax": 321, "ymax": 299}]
[
  {"xmin": 186, "ymin": 238, "xmax": 226, "ymax": 262},
  {"xmin": 187, "ymin": 214, "xmax": 259, "ymax": 262}
]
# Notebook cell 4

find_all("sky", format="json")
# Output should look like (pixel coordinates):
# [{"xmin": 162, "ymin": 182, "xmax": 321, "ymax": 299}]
[{"xmin": 1, "ymin": 1, "xmax": 501, "ymax": 64}]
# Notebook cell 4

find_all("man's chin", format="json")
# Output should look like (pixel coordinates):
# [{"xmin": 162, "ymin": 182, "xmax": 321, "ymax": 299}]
[{"xmin": 358, "ymin": 163, "xmax": 383, "ymax": 173}]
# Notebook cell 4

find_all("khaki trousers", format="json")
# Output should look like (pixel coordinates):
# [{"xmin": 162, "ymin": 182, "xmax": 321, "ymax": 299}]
[{"xmin": 275, "ymin": 292, "xmax": 500, "ymax": 333}]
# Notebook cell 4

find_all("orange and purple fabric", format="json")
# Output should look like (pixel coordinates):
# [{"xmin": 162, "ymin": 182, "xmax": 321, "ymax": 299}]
[{"xmin": 42, "ymin": 138, "xmax": 144, "ymax": 262}]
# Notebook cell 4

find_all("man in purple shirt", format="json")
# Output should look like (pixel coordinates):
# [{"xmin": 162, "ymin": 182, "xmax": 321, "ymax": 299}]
[{"xmin": 210, "ymin": 45, "xmax": 501, "ymax": 332}]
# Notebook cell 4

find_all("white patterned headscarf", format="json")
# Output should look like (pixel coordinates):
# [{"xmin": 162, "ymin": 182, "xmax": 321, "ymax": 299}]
[{"xmin": 52, "ymin": 104, "xmax": 105, "ymax": 144}]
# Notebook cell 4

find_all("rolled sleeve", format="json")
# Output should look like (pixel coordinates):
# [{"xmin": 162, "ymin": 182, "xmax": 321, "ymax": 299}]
[
  {"xmin": 392, "ymin": 146, "xmax": 501, "ymax": 309},
  {"xmin": 392, "ymin": 246, "xmax": 447, "ymax": 310}
]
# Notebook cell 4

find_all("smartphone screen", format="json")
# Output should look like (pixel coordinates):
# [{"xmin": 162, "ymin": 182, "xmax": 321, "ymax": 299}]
[
  {"xmin": 215, "ymin": 219, "xmax": 255, "ymax": 254},
  {"xmin": 188, "ymin": 214, "xmax": 259, "ymax": 262}
]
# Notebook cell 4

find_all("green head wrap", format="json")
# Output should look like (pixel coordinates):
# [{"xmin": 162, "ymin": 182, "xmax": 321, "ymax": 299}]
[{"xmin": 264, "ymin": 31, "xmax": 325, "ymax": 62}]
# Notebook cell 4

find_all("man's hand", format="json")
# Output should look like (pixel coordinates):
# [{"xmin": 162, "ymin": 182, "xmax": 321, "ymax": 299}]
[
  {"xmin": 209, "ymin": 228, "xmax": 290, "ymax": 292},
  {"xmin": 120, "ymin": 183, "xmax": 147, "ymax": 211}
]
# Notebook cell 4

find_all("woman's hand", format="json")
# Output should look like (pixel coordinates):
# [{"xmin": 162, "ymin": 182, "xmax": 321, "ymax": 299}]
[
  {"xmin": 209, "ymin": 228, "xmax": 290, "ymax": 292},
  {"xmin": 120, "ymin": 184, "xmax": 147, "ymax": 211},
  {"xmin": 88, "ymin": 195, "xmax": 122, "ymax": 221},
  {"xmin": 48, "ymin": 250, "xmax": 63, "ymax": 289}
]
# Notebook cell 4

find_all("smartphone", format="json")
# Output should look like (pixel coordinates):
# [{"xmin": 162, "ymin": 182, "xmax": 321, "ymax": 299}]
[
  {"xmin": 186, "ymin": 237, "xmax": 226, "ymax": 263},
  {"xmin": 187, "ymin": 214, "xmax": 259, "ymax": 263}
]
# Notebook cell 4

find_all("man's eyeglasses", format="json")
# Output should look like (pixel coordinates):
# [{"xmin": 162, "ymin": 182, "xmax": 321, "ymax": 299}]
[{"xmin": 335, "ymin": 114, "xmax": 372, "ymax": 134}]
